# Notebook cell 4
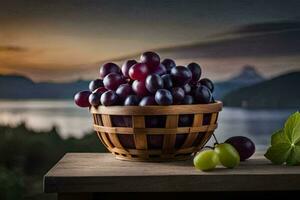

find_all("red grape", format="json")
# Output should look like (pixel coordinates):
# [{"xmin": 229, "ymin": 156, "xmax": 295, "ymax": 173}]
[
  {"xmin": 155, "ymin": 89, "xmax": 173, "ymax": 105},
  {"xmin": 124, "ymin": 95, "xmax": 140, "ymax": 106},
  {"xmin": 171, "ymin": 66, "xmax": 192, "ymax": 86},
  {"xmin": 225, "ymin": 136, "xmax": 255, "ymax": 161},
  {"xmin": 187, "ymin": 62, "xmax": 202, "ymax": 83},
  {"xmin": 122, "ymin": 60, "xmax": 137, "ymax": 78},
  {"xmin": 161, "ymin": 74, "xmax": 173, "ymax": 90},
  {"xmin": 139, "ymin": 96, "xmax": 157, "ymax": 106},
  {"xmin": 145, "ymin": 74, "xmax": 164, "ymax": 94},
  {"xmin": 129, "ymin": 63, "xmax": 150, "ymax": 81},
  {"xmin": 171, "ymin": 87, "xmax": 185, "ymax": 104},
  {"xmin": 100, "ymin": 90, "xmax": 118, "ymax": 106},
  {"xmin": 140, "ymin": 51, "xmax": 160, "ymax": 68},
  {"xmin": 103, "ymin": 73, "xmax": 125, "ymax": 91},
  {"xmin": 93, "ymin": 87, "xmax": 107, "ymax": 95},
  {"xmin": 89, "ymin": 79, "xmax": 104, "ymax": 92},
  {"xmin": 116, "ymin": 83, "xmax": 133, "ymax": 101},
  {"xmin": 199, "ymin": 78, "xmax": 214, "ymax": 92},
  {"xmin": 150, "ymin": 63, "xmax": 166, "ymax": 75},
  {"xmin": 74, "ymin": 91, "xmax": 91, "ymax": 107},
  {"xmin": 161, "ymin": 58, "xmax": 176, "ymax": 73},
  {"xmin": 132, "ymin": 80, "xmax": 149, "ymax": 97},
  {"xmin": 99, "ymin": 63, "xmax": 121, "ymax": 79},
  {"xmin": 194, "ymin": 85, "xmax": 212, "ymax": 104}
]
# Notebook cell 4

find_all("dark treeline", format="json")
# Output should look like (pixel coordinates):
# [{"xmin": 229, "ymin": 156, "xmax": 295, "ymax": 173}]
[{"xmin": 0, "ymin": 124, "xmax": 106, "ymax": 200}]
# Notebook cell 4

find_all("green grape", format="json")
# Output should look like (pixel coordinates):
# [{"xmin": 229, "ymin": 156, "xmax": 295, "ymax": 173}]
[
  {"xmin": 214, "ymin": 143, "xmax": 240, "ymax": 168},
  {"xmin": 193, "ymin": 149, "xmax": 219, "ymax": 171}
]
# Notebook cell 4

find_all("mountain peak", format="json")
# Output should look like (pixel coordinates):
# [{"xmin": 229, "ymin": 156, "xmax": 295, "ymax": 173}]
[
  {"xmin": 228, "ymin": 65, "xmax": 264, "ymax": 85},
  {"xmin": 0, "ymin": 74, "xmax": 34, "ymax": 83}
]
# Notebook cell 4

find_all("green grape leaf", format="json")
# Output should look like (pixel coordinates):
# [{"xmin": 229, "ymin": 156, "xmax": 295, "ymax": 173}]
[
  {"xmin": 265, "ymin": 143, "xmax": 291, "ymax": 164},
  {"xmin": 284, "ymin": 111, "xmax": 300, "ymax": 143},
  {"xmin": 271, "ymin": 129, "xmax": 286, "ymax": 145},
  {"xmin": 265, "ymin": 111, "xmax": 300, "ymax": 166},
  {"xmin": 286, "ymin": 145, "xmax": 300, "ymax": 166}
]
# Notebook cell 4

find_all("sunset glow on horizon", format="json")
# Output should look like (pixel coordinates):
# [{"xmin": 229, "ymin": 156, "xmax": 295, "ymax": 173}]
[{"xmin": 1, "ymin": 0, "xmax": 300, "ymax": 82}]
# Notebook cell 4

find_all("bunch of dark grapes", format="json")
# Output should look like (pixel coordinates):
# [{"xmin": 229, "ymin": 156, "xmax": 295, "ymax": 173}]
[{"xmin": 74, "ymin": 51, "xmax": 215, "ymax": 107}]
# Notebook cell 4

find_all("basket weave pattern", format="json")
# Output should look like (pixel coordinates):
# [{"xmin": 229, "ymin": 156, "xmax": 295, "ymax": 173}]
[{"xmin": 91, "ymin": 102, "xmax": 222, "ymax": 161}]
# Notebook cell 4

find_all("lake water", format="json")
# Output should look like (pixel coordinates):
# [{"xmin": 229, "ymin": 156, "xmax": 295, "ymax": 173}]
[{"xmin": 0, "ymin": 100, "xmax": 295, "ymax": 151}]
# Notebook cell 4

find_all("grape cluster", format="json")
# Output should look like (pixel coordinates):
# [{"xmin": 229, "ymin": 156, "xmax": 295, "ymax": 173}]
[
  {"xmin": 74, "ymin": 51, "xmax": 216, "ymax": 107},
  {"xmin": 193, "ymin": 136, "xmax": 255, "ymax": 171}
]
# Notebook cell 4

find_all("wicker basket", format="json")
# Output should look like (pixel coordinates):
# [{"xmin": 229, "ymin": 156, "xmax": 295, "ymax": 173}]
[{"xmin": 90, "ymin": 101, "xmax": 222, "ymax": 161}]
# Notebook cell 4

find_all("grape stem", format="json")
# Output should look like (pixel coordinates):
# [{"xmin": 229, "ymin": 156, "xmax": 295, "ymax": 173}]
[{"xmin": 212, "ymin": 133, "xmax": 219, "ymax": 145}]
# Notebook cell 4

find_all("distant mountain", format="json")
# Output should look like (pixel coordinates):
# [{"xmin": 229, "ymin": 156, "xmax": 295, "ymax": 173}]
[
  {"xmin": 214, "ymin": 65, "xmax": 265, "ymax": 99},
  {"xmin": 222, "ymin": 71, "xmax": 300, "ymax": 108},
  {"xmin": 108, "ymin": 29, "xmax": 300, "ymax": 62},
  {"xmin": 0, "ymin": 75, "xmax": 89, "ymax": 99}
]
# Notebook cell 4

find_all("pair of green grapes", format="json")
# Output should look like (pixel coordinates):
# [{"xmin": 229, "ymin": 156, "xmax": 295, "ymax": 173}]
[{"xmin": 193, "ymin": 143, "xmax": 240, "ymax": 171}]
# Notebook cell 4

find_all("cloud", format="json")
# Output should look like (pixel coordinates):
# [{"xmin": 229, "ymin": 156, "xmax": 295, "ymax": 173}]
[
  {"xmin": 106, "ymin": 20, "xmax": 300, "ymax": 62},
  {"xmin": 0, "ymin": 45, "xmax": 28, "ymax": 52},
  {"xmin": 212, "ymin": 20, "xmax": 300, "ymax": 37}
]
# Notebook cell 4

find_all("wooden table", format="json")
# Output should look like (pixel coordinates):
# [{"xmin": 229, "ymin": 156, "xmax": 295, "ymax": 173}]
[{"xmin": 44, "ymin": 152, "xmax": 300, "ymax": 200}]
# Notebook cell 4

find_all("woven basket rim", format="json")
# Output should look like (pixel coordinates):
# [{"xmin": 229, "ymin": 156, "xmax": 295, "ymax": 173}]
[{"xmin": 90, "ymin": 101, "xmax": 222, "ymax": 115}]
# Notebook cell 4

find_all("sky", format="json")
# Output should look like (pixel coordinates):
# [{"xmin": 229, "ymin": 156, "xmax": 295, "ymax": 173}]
[{"xmin": 0, "ymin": 0, "xmax": 300, "ymax": 82}]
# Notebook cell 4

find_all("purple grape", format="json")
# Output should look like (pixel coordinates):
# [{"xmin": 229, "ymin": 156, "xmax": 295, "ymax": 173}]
[
  {"xmin": 74, "ymin": 91, "xmax": 91, "ymax": 107},
  {"xmin": 175, "ymin": 134, "xmax": 187, "ymax": 148},
  {"xmin": 187, "ymin": 62, "xmax": 202, "ymax": 83},
  {"xmin": 150, "ymin": 63, "xmax": 166, "ymax": 75},
  {"xmin": 93, "ymin": 87, "xmax": 107, "ymax": 95},
  {"xmin": 171, "ymin": 66, "xmax": 192, "ymax": 86},
  {"xmin": 116, "ymin": 83, "xmax": 133, "ymax": 101},
  {"xmin": 111, "ymin": 116, "xmax": 132, "ymax": 127},
  {"xmin": 99, "ymin": 63, "xmax": 121, "ymax": 79},
  {"xmin": 103, "ymin": 73, "xmax": 125, "ymax": 91},
  {"xmin": 171, "ymin": 87, "xmax": 185, "ymax": 104},
  {"xmin": 182, "ymin": 95, "xmax": 194, "ymax": 105},
  {"xmin": 145, "ymin": 74, "xmax": 164, "ymax": 94},
  {"xmin": 161, "ymin": 58, "xmax": 176, "ymax": 73},
  {"xmin": 88, "ymin": 92, "xmax": 101, "ymax": 107},
  {"xmin": 121, "ymin": 60, "xmax": 137, "ymax": 78},
  {"xmin": 100, "ymin": 90, "xmax": 118, "ymax": 106},
  {"xmin": 89, "ymin": 79, "xmax": 104, "ymax": 92},
  {"xmin": 147, "ymin": 135, "xmax": 163, "ymax": 149},
  {"xmin": 140, "ymin": 51, "xmax": 160, "ymax": 68},
  {"xmin": 155, "ymin": 89, "xmax": 173, "ymax": 105},
  {"xmin": 199, "ymin": 78, "xmax": 214, "ymax": 92},
  {"xmin": 145, "ymin": 116, "xmax": 166, "ymax": 128},
  {"xmin": 178, "ymin": 114, "xmax": 194, "ymax": 127},
  {"xmin": 139, "ymin": 96, "xmax": 157, "ymax": 106},
  {"xmin": 194, "ymin": 85, "xmax": 212, "ymax": 104},
  {"xmin": 129, "ymin": 63, "xmax": 150, "ymax": 81},
  {"xmin": 161, "ymin": 74, "xmax": 173, "ymax": 90},
  {"xmin": 124, "ymin": 95, "xmax": 140, "ymax": 106},
  {"xmin": 182, "ymin": 84, "xmax": 192, "ymax": 94},
  {"xmin": 118, "ymin": 134, "xmax": 135, "ymax": 149},
  {"xmin": 225, "ymin": 136, "xmax": 255, "ymax": 161},
  {"xmin": 132, "ymin": 80, "xmax": 149, "ymax": 97}
]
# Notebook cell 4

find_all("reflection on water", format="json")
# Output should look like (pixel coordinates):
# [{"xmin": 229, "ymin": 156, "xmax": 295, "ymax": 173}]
[{"xmin": 0, "ymin": 100, "xmax": 295, "ymax": 150}]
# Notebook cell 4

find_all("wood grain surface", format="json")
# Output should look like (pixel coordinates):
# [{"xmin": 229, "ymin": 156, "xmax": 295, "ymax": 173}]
[{"xmin": 44, "ymin": 152, "xmax": 300, "ymax": 193}]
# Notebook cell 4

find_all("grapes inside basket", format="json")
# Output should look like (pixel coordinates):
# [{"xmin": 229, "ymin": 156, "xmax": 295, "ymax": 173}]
[{"xmin": 74, "ymin": 51, "xmax": 223, "ymax": 161}]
